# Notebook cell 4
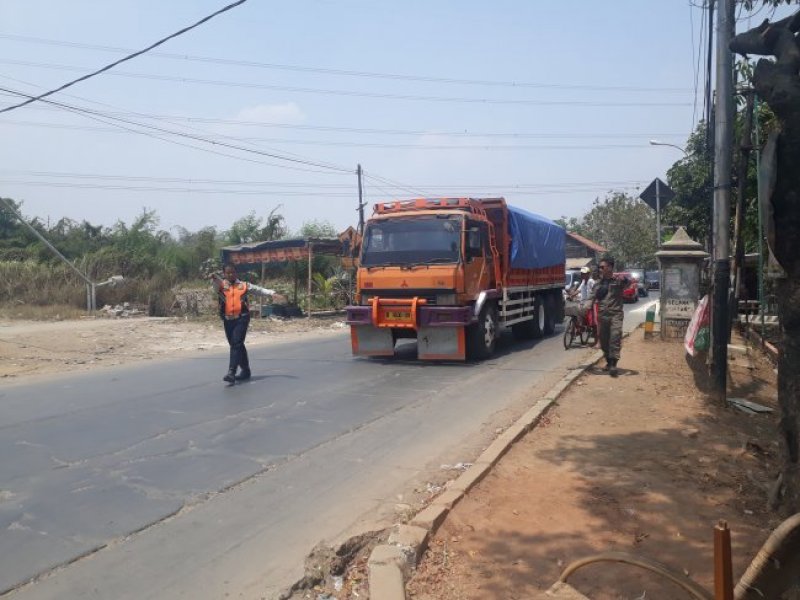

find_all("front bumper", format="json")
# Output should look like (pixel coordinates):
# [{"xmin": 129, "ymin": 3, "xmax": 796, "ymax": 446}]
[{"xmin": 345, "ymin": 304, "xmax": 474, "ymax": 328}]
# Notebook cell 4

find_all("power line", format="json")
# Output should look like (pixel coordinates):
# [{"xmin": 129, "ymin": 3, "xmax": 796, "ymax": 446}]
[
  {"xmin": 0, "ymin": 120, "xmax": 676, "ymax": 151},
  {"xmin": 1, "ymin": 59, "xmax": 694, "ymax": 108},
  {"xmin": 0, "ymin": 104, "xmax": 685, "ymax": 140},
  {"xmin": 0, "ymin": 0, "xmax": 248, "ymax": 115},
  {"xmin": 0, "ymin": 79, "xmax": 439, "ymax": 199},
  {"xmin": 0, "ymin": 168, "xmax": 645, "ymax": 190},
  {"xmin": 1, "ymin": 179, "xmax": 639, "ymax": 198},
  {"xmin": 0, "ymin": 74, "xmax": 349, "ymax": 172},
  {"xmin": 361, "ymin": 172, "xmax": 430, "ymax": 197},
  {"xmin": 0, "ymin": 32, "xmax": 695, "ymax": 94},
  {"xmin": 0, "ymin": 112, "xmax": 687, "ymax": 141},
  {"xmin": 0, "ymin": 86, "xmax": 353, "ymax": 173}
]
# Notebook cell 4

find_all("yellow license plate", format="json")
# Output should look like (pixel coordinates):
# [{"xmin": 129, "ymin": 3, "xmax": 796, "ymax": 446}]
[{"xmin": 385, "ymin": 311, "xmax": 411, "ymax": 320}]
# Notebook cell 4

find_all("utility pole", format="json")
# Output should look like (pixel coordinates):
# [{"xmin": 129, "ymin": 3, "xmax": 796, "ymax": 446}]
[
  {"xmin": 356, "ymin": 164, "xmax": 365, "ymax": 236},
  {"xmin": 655, "ymin": 178, "xmax": 662, "ymax": 246},
  {"xmin": 0, "ymin": 197, "xmax": 95, "ymax": 311},
  {"xmin": 730, "ymin": 91, "xmax": 755, "ymax": 335},
  {"xmin": 705, "ymin": 0, "xmax": 715, "ymax": 145},
  {"xmin": 711, "ymin": 0, "xmax": 735, "ymax": 400}
]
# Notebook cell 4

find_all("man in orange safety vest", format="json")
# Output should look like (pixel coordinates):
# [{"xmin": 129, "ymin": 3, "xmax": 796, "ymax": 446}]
[{"xmin": 211, "ymin": 264, "xmax": 275, "ymax": 384}]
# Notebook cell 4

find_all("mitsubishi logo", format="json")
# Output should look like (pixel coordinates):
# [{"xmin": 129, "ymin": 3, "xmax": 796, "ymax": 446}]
[{"xmin": 401, "ymin": 280, "xmax": 409, "ymax": 288}]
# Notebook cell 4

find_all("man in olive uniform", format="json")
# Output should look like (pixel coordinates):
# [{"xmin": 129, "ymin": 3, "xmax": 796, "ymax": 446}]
[{"xmin": 592, "ymin": 257, "xmax": 629, "ymax": 377}]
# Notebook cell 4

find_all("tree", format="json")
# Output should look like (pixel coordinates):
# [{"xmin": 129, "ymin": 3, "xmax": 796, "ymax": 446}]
[
  {"xmin": 731, "ymin": 8, "xmax": 800, "ymax": 515},
  {"xmin": 554, "ymin": 216, "xmax": 582, "ymax": 233},
  {"xmin": 0, "ymin": 198, "xmax": 33, "ymax": 261},
  {"xmin": 224, "ymin": 206, "xmax": 287, "ymax": 246},
  {"xmin": 297, "ymin": 219, "xmax": 337, "ymax": 239},
  {"xmin": 574, "ymin": 192, "xmax": 658, "ymax": 268},
  {"xmin": 663, "ymin": 124, "xmax": 714, "ymax": 247}
]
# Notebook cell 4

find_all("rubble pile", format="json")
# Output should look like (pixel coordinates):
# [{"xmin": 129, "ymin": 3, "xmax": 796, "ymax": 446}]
[{"xmin": 99, "ymin": 302, "xmax": 144, "ymax": 318}]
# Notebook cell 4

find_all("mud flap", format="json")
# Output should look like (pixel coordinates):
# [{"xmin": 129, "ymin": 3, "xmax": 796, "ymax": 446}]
[
  {"xmin": 417, "ymin": 326, "xmax": 465, "ymax": 361},
  {"xmin": 350, "ymin": 325, "xmax": 395, "ymax": 357}
]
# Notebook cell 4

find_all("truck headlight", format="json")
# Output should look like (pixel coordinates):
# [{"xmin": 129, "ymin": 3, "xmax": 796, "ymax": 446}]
[{"xmin": 436, "ymin": 293, "xmax": 457, "ymax": 306}]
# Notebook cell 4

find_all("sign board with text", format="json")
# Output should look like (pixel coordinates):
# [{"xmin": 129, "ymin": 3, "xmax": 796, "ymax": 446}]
[{"xmin": 664, "ymin": 298, "xmax": 695, "ymax": 319}]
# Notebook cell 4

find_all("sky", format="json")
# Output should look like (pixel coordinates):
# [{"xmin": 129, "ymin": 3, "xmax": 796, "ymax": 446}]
[{"xmin": 0, "ymin": 1, "xmax": 790, "ymax": 237}]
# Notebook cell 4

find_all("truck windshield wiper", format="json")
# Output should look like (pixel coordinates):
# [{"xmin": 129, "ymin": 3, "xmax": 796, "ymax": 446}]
[{"xmin": 419, "ymin": 257, "xmax": 457, "ymax": 264}]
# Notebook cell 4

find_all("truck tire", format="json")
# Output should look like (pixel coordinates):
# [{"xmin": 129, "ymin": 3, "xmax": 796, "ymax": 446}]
[
  {"xmin": 532, "ymin": 296, "xmax": 546, "ymax": 339},
  {"xmin": 512, "ymin": 295, "xmax": 545, "ymax": 340},
  {"xmin": 467, "ymin": 304, "xmax": 498, "ymax": 360},
  {"xmin": 543, "ymin": 293, "xmax": 557, "ymax": 336}
]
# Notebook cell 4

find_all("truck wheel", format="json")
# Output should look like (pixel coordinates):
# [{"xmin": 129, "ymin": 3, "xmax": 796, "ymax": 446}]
[
  {"xmin": 467, "ymin": 304, "xmax": 498, "ymax": 359},
  {"xmin": 532, "ymin": 297, "xmax": 545, "ymax": 339},
  {"xmin": 543, "ymin": 293, "xmax": 557, "ymax": 335},
  {"xmin": 512, "ymin": 296, "xmax": 545, "ymax": 340}
]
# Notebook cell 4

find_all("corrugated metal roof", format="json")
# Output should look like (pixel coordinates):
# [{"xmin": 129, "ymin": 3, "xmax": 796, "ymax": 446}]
[{"xmin": 566, "ymin": 232, "xmax": 607, "ymax": 253}]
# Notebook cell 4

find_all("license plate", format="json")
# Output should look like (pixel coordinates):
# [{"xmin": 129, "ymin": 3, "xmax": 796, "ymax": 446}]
[{"xmin": 385, "ymin": 311, "xmax": 411, "ymax": 320}]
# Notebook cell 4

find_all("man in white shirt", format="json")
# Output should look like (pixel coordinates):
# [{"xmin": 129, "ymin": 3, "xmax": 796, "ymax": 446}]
[{"xmin": 567, "ymin": 267, "xmax": 594, "ymax": 326}]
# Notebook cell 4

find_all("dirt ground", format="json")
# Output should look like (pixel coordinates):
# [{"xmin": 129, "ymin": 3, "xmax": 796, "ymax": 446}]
[
  {"xmin": 408, "ymin": 332, "xmax": 783, "ymax": 600},
  {"xmin": 0, "ymin": 314, "xmax": 347, "ymax": 380}
]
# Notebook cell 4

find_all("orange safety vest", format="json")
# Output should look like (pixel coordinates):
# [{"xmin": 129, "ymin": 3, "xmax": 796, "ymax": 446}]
[{"xmin": 220, "ymin": 280, "xmax": 250, "ymax": 318}]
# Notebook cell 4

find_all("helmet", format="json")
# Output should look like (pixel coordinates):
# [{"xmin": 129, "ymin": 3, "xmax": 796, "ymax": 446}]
[{"xmin": 580, "ymin": 267, "xmax": 591, "ymax": 274}]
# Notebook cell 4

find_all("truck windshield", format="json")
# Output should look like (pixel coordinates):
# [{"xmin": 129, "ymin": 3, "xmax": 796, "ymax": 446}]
[{"xmin": 361, "ymin": 217, "xmax": 462, "ymax": 267}]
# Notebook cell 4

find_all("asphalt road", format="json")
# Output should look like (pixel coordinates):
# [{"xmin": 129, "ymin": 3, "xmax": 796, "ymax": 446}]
[{"xmin": 0, "ymin": 297, "xmax": 656, "ymax": 599}]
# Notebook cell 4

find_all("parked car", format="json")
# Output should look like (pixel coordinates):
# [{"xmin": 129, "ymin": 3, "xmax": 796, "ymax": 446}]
[
  {"xmin": 646, "ymin": 270, "xmax": 660, "ymax": 290},
  {"xmin": 614, "ymin": 272, "xmax": 639, "ymax": 303},
  {"xmin": 627, "ymin": 268, "xmax": 649, "ymax": 297},
  {"xmin": 564, "ymin": 269, "xmax": 581, "ymax": 290}
]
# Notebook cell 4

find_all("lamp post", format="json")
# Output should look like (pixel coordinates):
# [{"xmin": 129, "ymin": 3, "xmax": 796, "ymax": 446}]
[
  {"xmin": 648, "ymin": 140, "xmax": 688, "ymax": 247},
  {"xmin": 649, "ymin": 139, "xmax": 689, "ymax": 156}
]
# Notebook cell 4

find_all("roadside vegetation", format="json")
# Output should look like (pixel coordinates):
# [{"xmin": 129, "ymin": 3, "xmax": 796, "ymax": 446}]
[{"xmin": 0, "ymin": 200, "xmax": 348, "ymax": 317}]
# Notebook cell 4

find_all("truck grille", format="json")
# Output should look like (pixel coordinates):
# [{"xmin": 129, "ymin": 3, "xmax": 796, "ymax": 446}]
[{"xmin": 362, "ymin": 288, "xmax": 455, "ymax": 306}]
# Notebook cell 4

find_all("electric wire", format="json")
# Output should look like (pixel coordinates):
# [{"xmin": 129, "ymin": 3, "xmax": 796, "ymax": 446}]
[
  {"xmin": 0, "ymin": 75, "xmax": 351, "ymax": 172},
  {"xmin": 0, "ymin": 0, "xmax": 248, "ymax": 115},
  {"xmin": 0, "ymin": 113, "xmax": 686, "ymax": 141},
  {"xmin": 0, "ymin": 85, "xmax": 353, "ymax": 174},
  {"xmin": 0, "ymin": 168, "xmax": 645, "ymax": 191},
  {"xmin": 0, "ymin": 33, "xmax": 695, "ymax": 94},
  {"xmin": 0, "ymin": 120, "xmax": 675, "ymax": 150},
  {"xmin": 0, "ymin": 179, "xmax": 638, "ymax": 198},
  {"xmin": 0, "ymin": 59, "xmax": 694, "ymax": 108},
  {"xmin": 0, "ymin": 80, "xmax": 441, "ymax": 199}
]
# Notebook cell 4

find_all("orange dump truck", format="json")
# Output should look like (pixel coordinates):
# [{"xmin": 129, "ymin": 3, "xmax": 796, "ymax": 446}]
[{"xmin": 345, "ymin": 197, "xmax": 566, "ymax": 360}]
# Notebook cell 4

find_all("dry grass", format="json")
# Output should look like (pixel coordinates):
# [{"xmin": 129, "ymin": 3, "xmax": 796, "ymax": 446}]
[{"xmin": 0, "ymin": 303, "xmax": 86, "ymax": 320}]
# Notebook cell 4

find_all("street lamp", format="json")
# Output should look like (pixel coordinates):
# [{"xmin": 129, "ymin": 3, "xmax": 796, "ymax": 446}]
[{"xmin": 649, "ymin": 139, "xmax": 689, "ymax": 156}]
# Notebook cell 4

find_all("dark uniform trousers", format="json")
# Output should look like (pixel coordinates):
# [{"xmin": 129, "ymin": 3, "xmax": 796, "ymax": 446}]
[
  {"xmin": 598, "ymin": 311, "xmax": 623, "ymax": 361},
  {"xmin": 223, "ymin": 313, "xmax": 250, "ymax": 373}
]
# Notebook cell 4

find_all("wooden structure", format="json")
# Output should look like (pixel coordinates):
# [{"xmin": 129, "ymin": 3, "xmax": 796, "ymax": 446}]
[
  {"xmin": 221, "ymin": 237, "xmax": 351, "ymax": 318},
  {"xmin": 565, "ymin": 232, "xmax": 606, "ymax": 271}
]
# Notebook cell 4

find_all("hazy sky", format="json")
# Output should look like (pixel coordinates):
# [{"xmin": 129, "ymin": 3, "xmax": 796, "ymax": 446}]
[{"xmin": 0, "ymin": 1, "xmax": 786, "ymax": 236}]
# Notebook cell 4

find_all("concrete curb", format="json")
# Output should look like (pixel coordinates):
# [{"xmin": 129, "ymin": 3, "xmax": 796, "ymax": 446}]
[
  {"xmin": 367, "ymin": 342, "xmax": 618, "ymax": 599},
  {"xmin": 738, "ymin": 322, "xmax": 779, "ymax": 363}
]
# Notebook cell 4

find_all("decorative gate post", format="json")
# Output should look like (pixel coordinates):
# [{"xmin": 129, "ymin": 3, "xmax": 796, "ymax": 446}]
[{"xmin": 656, "ymin": 227, "xmax": 709, "ymax": 340}]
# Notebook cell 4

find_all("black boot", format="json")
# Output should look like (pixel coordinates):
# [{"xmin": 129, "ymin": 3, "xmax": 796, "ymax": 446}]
[
  {"xmin": 223, "ymin": 369, "xmax": 236, "ymax": 383},
  {"xmin": 235, "ymin": 369, "xmax": 251, "ymax": 381},
  {"xmin": 609, "ymin": 359, "xmax": 618, "ymax": 378}
]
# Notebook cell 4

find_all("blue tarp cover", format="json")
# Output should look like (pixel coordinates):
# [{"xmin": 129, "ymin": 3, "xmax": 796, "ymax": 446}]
[{"xmin": 507, "ymin": 206, "xmax": 565, "ymax": 269}]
